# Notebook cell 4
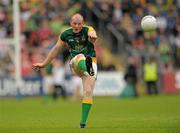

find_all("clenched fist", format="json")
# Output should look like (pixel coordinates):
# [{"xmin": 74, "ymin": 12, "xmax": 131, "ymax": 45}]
[{"xmin": 32, "ymin": 63, "xmax": 45, "ymax": 71}]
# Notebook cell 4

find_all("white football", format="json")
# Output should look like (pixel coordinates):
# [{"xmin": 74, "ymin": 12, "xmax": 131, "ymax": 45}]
[{"xmin": 141, "ymin": 15, "xmax": 157, "ymax": 31}]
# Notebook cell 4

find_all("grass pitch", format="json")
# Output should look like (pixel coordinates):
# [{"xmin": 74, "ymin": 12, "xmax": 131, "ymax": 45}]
[{"xmin": 0, "ymin": 95, "xmax": 180, "ymax": 133}]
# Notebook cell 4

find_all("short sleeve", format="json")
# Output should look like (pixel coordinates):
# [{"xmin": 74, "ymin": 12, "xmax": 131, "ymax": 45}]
[
  {"xmin": 60, "ymin": 31, "xmax": 66, "ymax": 42},
  {"xmin": 88, "ymin": 26, "xmax": 95, "ymax": 32}
]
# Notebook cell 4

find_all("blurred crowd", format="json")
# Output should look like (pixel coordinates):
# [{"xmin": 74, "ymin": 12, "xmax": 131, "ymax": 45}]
[
  {"xmin": 0, "ymin": 0, "xmax": 180, "ymax": 80},
  {"xmin": 92, "ymin": 0, "xmax": 180, "ymax": 69},
  {"xmin": 0, "ymin": 0, "xmax": 13, "ymax": 77},
  {"xmin": 0, "ymin": 0, "xmax": 114, "ymax": 78},
  {"xmin": 90, "ymin": 0, "xmax": 180, "ymax": 95}
]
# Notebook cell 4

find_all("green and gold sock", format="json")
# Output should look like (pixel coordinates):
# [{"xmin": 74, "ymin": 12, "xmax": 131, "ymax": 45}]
[{"xmin": 80, "ymin": 100, "xmax": 93, "ymax": 125}]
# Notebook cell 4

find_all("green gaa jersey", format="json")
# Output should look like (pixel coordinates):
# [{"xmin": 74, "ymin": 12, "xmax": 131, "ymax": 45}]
[{"xmin": 60, "ymin": 26, "xmax": 96, "ymax": 58}]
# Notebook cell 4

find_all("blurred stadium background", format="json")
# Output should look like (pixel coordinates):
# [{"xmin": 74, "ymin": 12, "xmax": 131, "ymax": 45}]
[{"xmin": 0, "ymin": 0, "xmax": 180, "ymax": 132}]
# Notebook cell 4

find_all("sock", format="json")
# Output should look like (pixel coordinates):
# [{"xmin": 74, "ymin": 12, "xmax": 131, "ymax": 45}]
[
  {"xmin": 78, "ymin": 59, "xmax": 87, "ymax": 71},
  {"xmin": 80, "ymin": 100, "xmax": 93, "ymax": 124}
]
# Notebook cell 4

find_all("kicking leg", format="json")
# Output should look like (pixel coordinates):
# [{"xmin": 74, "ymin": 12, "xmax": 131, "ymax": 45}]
[{"xmin": 70, "ymin": 54, "xmax": 96, "ymax": 77}]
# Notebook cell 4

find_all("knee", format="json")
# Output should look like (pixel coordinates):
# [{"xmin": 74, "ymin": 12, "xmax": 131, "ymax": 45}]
[
  {"xmin": 71, "ymin": 54, "xmax": 84, "ymax": 65},
  {"xmin": 72, "ymin": 54, "xmax": 85, "ymax": 66},
  {"xmin": 76, "ymin": 54, "xmax": 86, "ymax": 61}
]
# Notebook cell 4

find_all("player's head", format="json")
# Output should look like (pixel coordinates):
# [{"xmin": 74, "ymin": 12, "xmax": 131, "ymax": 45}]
[{"xmin": 70, "ymin": 13, "xmax": 84, "ymax": 33}]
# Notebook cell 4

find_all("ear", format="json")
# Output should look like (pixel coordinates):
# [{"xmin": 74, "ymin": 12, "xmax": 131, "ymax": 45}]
[{"xmin": 82, "ymin": 21, "xmax": 84, "ymax": 25}]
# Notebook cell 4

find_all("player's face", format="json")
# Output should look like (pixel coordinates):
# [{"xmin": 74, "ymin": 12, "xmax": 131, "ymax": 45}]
[{"xmin": 71, "ymin": 19, "xmax": 83, "ymax": 33}]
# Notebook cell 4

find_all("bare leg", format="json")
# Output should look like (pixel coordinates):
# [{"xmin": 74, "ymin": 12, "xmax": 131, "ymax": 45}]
[{"xmin": 82, "ymin": 75, "xmax": 95, "ymax": 101}]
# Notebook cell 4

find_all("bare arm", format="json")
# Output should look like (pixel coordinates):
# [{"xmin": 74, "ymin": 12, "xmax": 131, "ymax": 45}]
[
  {"xmin": 42, "ymin": 39, "xmax": 64, "ymax": 66},
  {"xmin": 32, "ymin": 38, "xmax": 65, "ymax": 71}
]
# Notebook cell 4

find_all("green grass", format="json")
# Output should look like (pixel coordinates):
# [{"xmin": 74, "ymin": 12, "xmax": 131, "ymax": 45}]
[{"xmin": 0, "ymin": 95, "xmax": 180, "ymax": 133}]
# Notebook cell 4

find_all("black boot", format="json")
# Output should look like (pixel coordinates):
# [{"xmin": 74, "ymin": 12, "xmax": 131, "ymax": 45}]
[
  {"xmin": 80, "ymin": 123, "xmax": 86, "ymax": 128},
  {"xmin": 86, "ymin": 56, "xmax": 94, "ymax": 76}
]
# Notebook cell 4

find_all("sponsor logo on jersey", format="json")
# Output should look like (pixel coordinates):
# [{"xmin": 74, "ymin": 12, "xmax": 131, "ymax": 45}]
[{"xmin": 68, "ymin": 39, "xmax": 74, "ymax": 42}]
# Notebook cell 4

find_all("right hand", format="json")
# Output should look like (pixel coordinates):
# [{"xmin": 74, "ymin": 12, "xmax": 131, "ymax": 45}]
[{"xmin": 32, "ymin": 63, "xmax": 45, "ymax": 71}]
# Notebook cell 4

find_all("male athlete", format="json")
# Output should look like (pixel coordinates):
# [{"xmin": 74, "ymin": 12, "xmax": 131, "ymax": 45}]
[{"xmin": 32, "ymin": 13, "xmax": 98, "ymax": 128}]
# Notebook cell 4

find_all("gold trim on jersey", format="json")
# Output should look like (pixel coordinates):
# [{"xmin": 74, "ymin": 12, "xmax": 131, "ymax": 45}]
[{"xmin": 83, "ymin": 25, "xmax": 96, "ymax": 32}]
